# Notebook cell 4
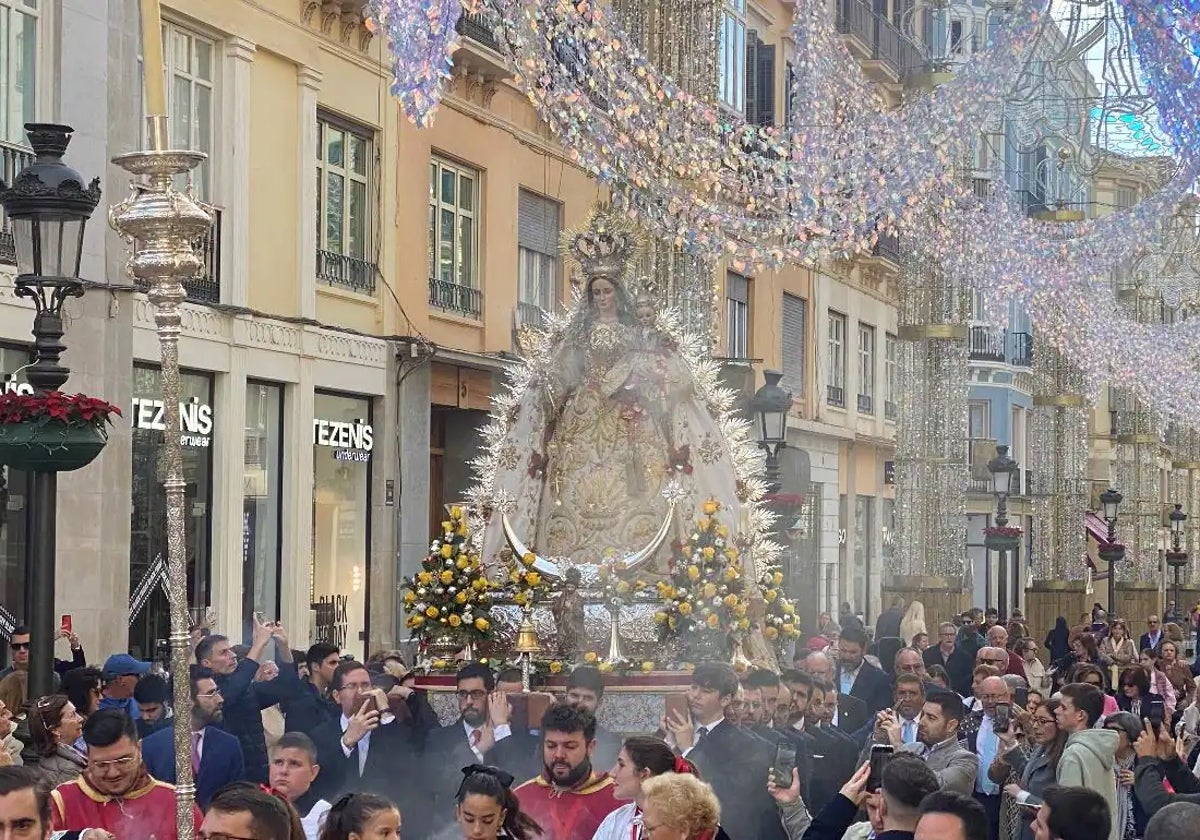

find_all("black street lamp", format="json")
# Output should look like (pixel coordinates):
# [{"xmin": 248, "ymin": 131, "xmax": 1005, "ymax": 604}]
[
  {"xmin": 0, "ymin": 124, "xmax": 100, "ymax": 698},
  {"xmin": 751, "ymin": 369, "xmax": 791, "ymax": 493},
  {"xmin": 985, "ymin": 445, "xmax": 1019, "ymax": 621},
  {"xmin": 1166, "ymin": 503, "xmax": 1188, "ymax": 620},
  {"xmin": 1097, "ymin": 487, "xmax": 1126, "ymax": 622}
]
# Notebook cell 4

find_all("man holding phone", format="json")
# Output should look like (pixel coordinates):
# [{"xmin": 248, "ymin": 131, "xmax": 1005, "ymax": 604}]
[{"xmin": 803, "ymin": 754, "xmax": 939, "ymax": 840}]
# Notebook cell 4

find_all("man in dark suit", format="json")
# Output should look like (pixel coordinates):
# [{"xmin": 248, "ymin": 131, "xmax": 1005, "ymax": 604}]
[
  {"xmin": 1140, "ymin": 615, "xmax": 1165, "ymax": 654},
  {"xmin": 798, "ymin": 650, "xmax": 870, "ymax": 734},
  {"xmin": 310, "ymin": 660, "xmax": 420, "ymax": 828},
  {"xmin": 663, "ymin": 661, "xmax": 787, "ymax": 840},
  {"xmin": 420, "ymin": 662, "xmax": 520, "ymax": 835},
  {"xmin": 836, "ymin": 627, "xmax": 893, "ymax": 716},
  {"xmin": 780, "ymin": 672, "xmax": 855, "ymax": 814},
  {"xmin": 141, "ymin": 666, "xmax": 245, "ymax": 810},
  {"xmin": 740, "ymin": 680, "xmax": 813, "ymax": 797}
]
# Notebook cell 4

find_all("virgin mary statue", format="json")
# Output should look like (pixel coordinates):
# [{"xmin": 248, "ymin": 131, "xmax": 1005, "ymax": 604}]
[{"xmin": 470, "ymin": 209, "xmax": 775, "ymax": 592}]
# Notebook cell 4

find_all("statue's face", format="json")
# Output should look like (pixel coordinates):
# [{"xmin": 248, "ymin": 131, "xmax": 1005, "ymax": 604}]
[
  {"xmin": 636, "ymin": 304, "xmax": 655, "ymax": 326},
  {"xmin": 589, "ymin": 277, "xmax": 617, "ymax": 317}
]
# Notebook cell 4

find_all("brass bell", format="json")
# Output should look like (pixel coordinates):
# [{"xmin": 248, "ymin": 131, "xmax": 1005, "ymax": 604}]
[{"xmin": 513, "ymin": 613, "xmax": 541, "ymax": 654}]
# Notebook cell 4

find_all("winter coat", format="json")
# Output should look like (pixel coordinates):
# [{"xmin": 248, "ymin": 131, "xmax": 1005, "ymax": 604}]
[{"xmin": 1056, "ymin": 728, "xmax": 1118, "ymax": 840}]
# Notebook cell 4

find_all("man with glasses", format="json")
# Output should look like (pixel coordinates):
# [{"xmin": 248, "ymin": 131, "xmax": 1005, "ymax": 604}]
[
  {"xmin": 1140, "ymin": 617, "xmax": 1165, "ymax": 654},
  {"xmin": 926, "ymin": 623, "xmax": 973, "ymax": 697},
  {"xmin": 49, "ymin": 709, "xmax": 201, "ymax": 840},
  {"xmin": 963, "ymin": 676, "xmax": 1011, "ymax": 840},
  {"xmin": 0, "ymin": 624, "xmax": 86, "ymax": 687},
  {"xmin": 142, "ymin": 666, "xmax": 244, "ymax": 810},
  {"xmin": 421, "ymin": 662, "xmax": 514, "ymax": 834}
]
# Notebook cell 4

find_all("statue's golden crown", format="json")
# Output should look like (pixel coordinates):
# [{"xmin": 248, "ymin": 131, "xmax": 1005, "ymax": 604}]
[{"xmin": 570, "ymin": 224, "xmax": 636, "ymax": 280}]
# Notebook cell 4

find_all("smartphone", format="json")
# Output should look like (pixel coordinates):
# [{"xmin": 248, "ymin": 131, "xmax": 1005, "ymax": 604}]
[
  {"xmin": 1148, "ymin": 697, "xmax": 1165, "ymax": 734},
  {"xmin": 867, "ymin": 745, "xmax": 894, "ymax": 793},
  {"xmin": 528, "ymin": 692, "xmax": 550, "ymax": 730},
  {"xmin": 59, "ymin": 615, "xmax": 71, "ymax": 634},
  {"xmin": 771, "ymin": 741, "xmax": 797, "ymax": 788},
  {"xmin": 665, "ymin": 693, "xmax": 689, "ymax": 723},
  {"xmin": 994, "ymin": 702, "xmax": 1012, "ymax": 733},
  {"xmin": 1014, "ymin": 687, "xmax": 1028, "ymax": 709}
]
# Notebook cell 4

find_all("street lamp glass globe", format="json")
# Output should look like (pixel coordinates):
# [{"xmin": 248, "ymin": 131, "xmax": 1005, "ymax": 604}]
[
  {"xmin": 1170, "ymin": 503, "xmax": 1187, "ymax": 535},
  {"xmin": 751, "ymin": 369, "xmax": 791, "ymax": 447},
  {"xmin": 1100, "ymin": 488, "xmax": 1122, "ymax": 522}
]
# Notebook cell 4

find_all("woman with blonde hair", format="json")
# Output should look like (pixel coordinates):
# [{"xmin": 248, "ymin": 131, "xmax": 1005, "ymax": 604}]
[
  {"xmin": 640, "ymin": 773, "xmax": 729, "ymax": 840},
  {"xmin": 1100, "ymin": 620, "xmax": 1137, "ymax": 669},
  {"xmin": 900, "ymin": 601, "xmax": 927, "ymax": 648}
]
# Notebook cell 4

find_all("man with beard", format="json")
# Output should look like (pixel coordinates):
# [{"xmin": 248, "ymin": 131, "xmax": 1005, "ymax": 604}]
[
  {"xmin": 514, "ymin": 702, "xmax": 616, "ymax": 840},
  {"xmin": 741, "ymin": 682, "xmax": 813, "ymax": 797},
  {"xmin": 801, "ymin": 651, "xmax": 869, "ymax": 734},
  {"xmin": 797, "ymin": 676, "xmax": 859, "ymax": 813},
  {"xmin": 900, "ymin": 690, "xmax": 977, "ymax": 795},
  {"xmin": 50, "ymin": 710, "xmax": 202, "ymax": 840},
  {"xmin": 565, "ymin": 666, "xmax": 621, "ymax": 771},
  {"xmin": 141, "ymin": 666, "xmax": 245, "ymax": 809}
]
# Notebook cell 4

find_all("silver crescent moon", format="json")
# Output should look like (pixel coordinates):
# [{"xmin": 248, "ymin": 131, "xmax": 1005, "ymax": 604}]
[{"xmin": 502, "ymin": 501, "xmax": 677, "ymax": 579}]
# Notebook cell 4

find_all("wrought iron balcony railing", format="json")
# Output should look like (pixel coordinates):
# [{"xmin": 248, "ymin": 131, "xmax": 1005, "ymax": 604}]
[{"xmin": 429, "ymin": 276, "xmax": 482, "ymax": 319}]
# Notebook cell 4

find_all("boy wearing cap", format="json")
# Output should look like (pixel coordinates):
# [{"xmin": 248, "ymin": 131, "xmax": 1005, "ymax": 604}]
[{"xmin": 98, "ymin": 654, "xmax": 151, "ymax": 721}]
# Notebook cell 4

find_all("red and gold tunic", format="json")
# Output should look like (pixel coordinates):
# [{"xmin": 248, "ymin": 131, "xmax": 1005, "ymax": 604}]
[
  {"xmin": 514, "ymin": 772, "xmax": 618, "ymax": 840},
  {"xmin": 51, "ymin": 774, "xmax": 202, "ymax": 840}
]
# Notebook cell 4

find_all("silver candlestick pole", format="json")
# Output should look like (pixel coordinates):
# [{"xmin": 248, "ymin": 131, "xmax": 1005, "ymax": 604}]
[{"xmin": 109, "ymin": 114, "xmax": 211, "ymax": 840}]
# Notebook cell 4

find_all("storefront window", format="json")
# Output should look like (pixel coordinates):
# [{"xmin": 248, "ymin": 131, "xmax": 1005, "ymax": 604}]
[
  {"xmin": 243, "ymin": 381, "xmax": 283, "ymax": 642},
  {"xmin": 311, "ymin": 391, "xmax": 372, "ymax": 655},
  {"xmin": 129, "ymin": 365, "xmax": 214, "ymax": 658},
  {"xmin": 0, "ymin": 345, "xmax": 31, "ymax": 648}
]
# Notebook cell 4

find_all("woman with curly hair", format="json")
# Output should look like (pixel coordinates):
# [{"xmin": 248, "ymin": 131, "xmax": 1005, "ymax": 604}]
[{"xmin": 640, "ymin": 773, "xmax": 728, "ymax": 840}]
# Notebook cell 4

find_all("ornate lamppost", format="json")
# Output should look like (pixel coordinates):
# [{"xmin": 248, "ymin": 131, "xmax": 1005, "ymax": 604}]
[
  {"xmin": 1098, "ymin": 488, "xmax": 1126, "ymax": 621},
  {"xmin": 751, "ymin": 370, "xmax": 791, "ymax": 493},
  {"xmin": 985, "ymin": 445, "xmax": 1020, "ymax": 622},
  {"xmin": 1167, "ymin": 503, "xmax": 1188, "ymax": 621},
  {"xmin": 0, "ymin": 124, "xmax": 100, "ymax": 698}
]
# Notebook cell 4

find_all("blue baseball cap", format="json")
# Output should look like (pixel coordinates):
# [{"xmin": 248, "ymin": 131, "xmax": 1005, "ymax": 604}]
[{"xmin": 102, "ymin": 653, "xmax": 152, "ymax": 680}]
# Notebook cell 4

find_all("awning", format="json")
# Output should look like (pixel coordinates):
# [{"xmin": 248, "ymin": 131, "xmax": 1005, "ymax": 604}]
[{"xmin": 1086, "ymin": 512, "xmax": 1107, "ymax": 579}]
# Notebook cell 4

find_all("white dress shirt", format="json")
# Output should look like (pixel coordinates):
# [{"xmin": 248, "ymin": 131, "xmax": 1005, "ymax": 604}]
[
  {"xmin": 462, "ymin": 719, "xmax": 512, "ymax": 762},
  {"xmin": 681, "ymin": 716, "xmax": 724, "ymax": 758}
]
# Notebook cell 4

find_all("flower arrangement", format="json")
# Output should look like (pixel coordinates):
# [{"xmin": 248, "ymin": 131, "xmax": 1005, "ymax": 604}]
[
  {"xmin": 508, "ymin": 550, "xmax": 551, "ymax": 606},
  {"xmin": 758, "ymin": 568, "xmax": 800, "ymax": 649},
  {"xmin": 0, "ymin": 391, "xmax": 122, "ymax": 427},
  {"xmin": 655, "ymin": 499, "xmax": 748, "ymax": 660},
  {"xmin": 597, "ymin": 560, "xmax": 650, "ymax": 607},
  {"xmin": 402, "ymin": 506, "xmax": 493, "ymax": 641},
  {"xmin": 983, "ymin": 525, "xmax": 1022, "ymax": 539}
]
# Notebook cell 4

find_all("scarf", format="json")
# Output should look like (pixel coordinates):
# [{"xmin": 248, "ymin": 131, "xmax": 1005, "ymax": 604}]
[{"xmin": 1115, "ymin": 754, "xmax": 1136, "ymax": 840}]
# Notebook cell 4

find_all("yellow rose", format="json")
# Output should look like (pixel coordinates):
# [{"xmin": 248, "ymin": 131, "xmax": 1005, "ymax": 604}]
[
  {"xmin": 633, "ymin": 579, "xmax": 646, "ymax": 590},
  {"xmin": 724, "ymin": 594, "xmax": 739, "ymax": 607},
  {"xmin": 734, "ymin": 603, "xmax": 747, "ymax": 618},
  {"xmin": 425, "ymin": 606, "xmax": 439, "ymax": 618},
  {"xmin": 703, "ymin": 583, "xmax": 717, "ymax": 598},
  {"xmin": 432, "ymin": 658, "xmax": 446, "ymax": 669},
  {"xmin": 668, "ymin": 617, "xmax": 678, "ymax": 629},
  {"xmin": 615, "ymin": 580, "xmax": 631, "ymax": 594},
  {"xmin": 525, "ymin": 572, "xmax": 542, "ymax": 587},
  {"xmin": 706, "ymin": 614, "xmax": 721, "ymax": 629},
  {"xmin": 440, "ymin": 570, "xmax": 454, "ymax": 584},
  {"xmin": 660, "ymin": 585, "xmax": 675, "ymax": 599},
  {"xmin": 521, "ymin": 552, "xmax": 536, "ymax": 567},
  {"xmin": 765, "ymin": 626, "xmax": 779, "ymax": 640},
  {"xmin": 448, "ymin": 614, "xmax": 462, "ymax": 627},
  {"xmin": 514, "ymin": 591, "xmax": 528, "ymax": 605},
  {"xmin": 697, "ymin": 517, "xmax": 711, "ymax": 531},
  {"xmin": 772, "ymin": 571, "xmax": 784, "ymax": 586},
  {"xmin": 783, "ymin": 623, "xmax": 796, "ymax": 635},
  {"xmin": 641, "ymin": 661, "xmax": 654, "ymax": 673},
  {"xmin": 549, "ymin": 661, "xmax": 564, "ymax": 674},
  {"xmin": 703, "ymin": 500, "xmax": 720, "ymax": 515},
  {"xmin": 441, "ymin": 520, "xmax": 452, "ymax": 533},
  {"xmin": 724, "ymin": 567, "xmax": 740, "ymax": 581},
  {"xmin": 440, "ymin": 544, "xmax": 453, "ymax": 558},
  {"xmin": 782, "ymin": 601, "xmax": 795, "ymax": 615},
  {"xmin": 454, "ymin": 557, "xmax": 467, "ymax": 570},
  {"xmin": 654, "ymin": 611, "xmax": 668, "ymax": 624},
  {"xmin": 406, "ymin": 615, "xmax": 423, "ymax": 627},
  {"xmin": 450, "ymin": 505, "xmax": 464, "ymax": 520},
  {"xmin": 474, "ymin": 578, "xmax": 488, "ymax": 591},
  {"xmin": 679, "ymin": 602, "xmax": 692, "ymax": 616},
  {"xmin": 509, "ymin": 570, "xmax": 521, "ymax": 583},
  {"xmin": 584, "ymin": 652, "xmax": 598, "ymax": 663},
  {"xmin": 455, "ymin": 591, "xmax": 468, "ymax": 604},
  {"xmin": 737, "ymin": 618, "xmax": 750, "ymax": 630},
  {"xmin": 687, "ymin": 566, "xmax": 701, "ymax": 581},
  {"xmin": 417, "ymin": 571, "xmax": 433, "ymax": 584},
  {"xmin": 702, "ymin": 546, "xmax": 715, "ymax": 560},
  {"xmin": 403, "ymin": 591, "xmax": 416, "ymax": 604},
  {"xmin": 474, "ymin": 617, "xmax": 490, "ymax": 631},
  {"xmin": 765, "ymin": 589, "xmax": 778, "ymax": 602},
  {"xmin": 715, "ymin": 525, "xmax": 728, "ymax": 539},
  {"xmin": 598, "ymin": 662, "xmax": 614, "ymax": 674},
  {"xmin": 725, "ymin": 548, "xmax": 739, "ymax": 560}
]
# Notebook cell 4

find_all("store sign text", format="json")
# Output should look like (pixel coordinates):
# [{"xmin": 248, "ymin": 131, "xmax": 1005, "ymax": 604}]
[
  {"xmin": 313, "ymin": 419, "xmax": 373, "ymax": 462},
  {"xmin": 132, "ymin": 397, "xmax": 214, "ymax": 448},
  {"xmin": 1, "ymin": 377, "xmax": 32, "ymax": 396}
]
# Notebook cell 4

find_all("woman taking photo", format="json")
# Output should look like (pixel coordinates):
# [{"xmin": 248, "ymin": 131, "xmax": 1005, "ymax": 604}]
[
  {"xmin": 640, "ymin": 773, "xmax": 727, "ymax": 840},
  {"xmin": 28, "ymin": 695, "xmax": 85, "ymax": 785},
  {"xmin": 451, "ymin": 765, "xmax": 540, "ymax": 840},
  {"xmin": 319, "ymin": 793, "xmax": 401, "ymax": 840},
  {"xmin": 994, "ymin": 699, "xmax": 1068, "ymax": 840},
  {"xmin": 1100, "ymin": 621, "xmax": 1137, "ymax": 670}
]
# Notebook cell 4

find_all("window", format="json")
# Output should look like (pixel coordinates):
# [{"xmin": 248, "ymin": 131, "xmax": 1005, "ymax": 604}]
[
  {"xmin": 316, "ymin": 115, "xmax": 374, "ymax": 293},
  {"xmin": 857, "ymin": 323, "xmax": 875, "ymax": 413},
  {"xmin": 0, "ymin": 0, "xmax": 37, "ymax": 147},
  {"xmin": 781, "ymin": 293, "xmax": 807, "ymax": 397},
  {"xmin": 1116, "ymin": 186, "xmax": 1136, "ymax": 210},
  {"xmin": 718, "ymin": 0, "xmax": 746, "ymax": 112},
  {"xmin": 429, "ymin": 156, "xmax": 481, "ymax": 317},
  {"xmin": 243, "ymin": 381, "xmax": 283, "ymax": 645},
  {"xmin": 885, "ymin": 333, "xmax": 898, "ymax": 420},
  {"xmin": 827, "ymin": 310, "xmax": 846, "ymax": 407},
  {"xmin": 745, "ymin": 31, "xmax": 775, "ymax": 127},
  {"xmin": 968, "ymin": 399, "xmax": 991, "ymax": 473},
  {"xmin": 164, "ymin": 23, "xmax": 215, "ymax": 201},
  {"xmin": 517, "ymin": 190, "xmax": 560, "ymax": 329},
  {"xmin": 726, "ymin": 272, "xmax": 750, "ymax": 357}
]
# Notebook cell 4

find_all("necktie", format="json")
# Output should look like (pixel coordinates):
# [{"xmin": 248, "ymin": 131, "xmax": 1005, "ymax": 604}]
[
  {"xmin": 902, "ymin": 720, "xmax": 915, "ymax": 744},
  {"xmin": 695, "ymin": 726, "xmax": 709, "ymax": 744},
  {"xmin": 470, "ymin": 728, "xmax": 482, "ymax": 756},
  {"xmin": 191, "ymin": 731, "xmax": 202, "ymax": 776}
]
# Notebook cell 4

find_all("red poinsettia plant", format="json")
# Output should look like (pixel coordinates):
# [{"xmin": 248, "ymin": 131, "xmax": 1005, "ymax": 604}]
[
  {"xmin": 984, "ymin": 525, "xmax": 1022, "ymax": 539},
  {"xmin": 0, "ymin": 391, "xmax": 122, "ymax": 427}
]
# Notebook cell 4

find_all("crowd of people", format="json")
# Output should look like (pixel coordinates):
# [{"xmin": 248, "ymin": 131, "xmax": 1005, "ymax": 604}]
[{"xmin": 0, "ymin": 604, "xmax": 1199, "ymax": 840}]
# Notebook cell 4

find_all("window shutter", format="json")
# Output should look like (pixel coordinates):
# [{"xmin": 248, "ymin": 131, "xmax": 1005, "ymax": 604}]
[
  {"xmin": 784, "ymin": 61, "xmax": 795, "ymax": 126},
  {"xmin": 518, "ymin": 190, "xmax": 559, "ymax": 256},
  {"xmin": 745, "ymin": 30, "xmax": 759, "ymax": 123},
  {"xmin": 781, "ymin": 293, "xmax": 807, "ymax": 396},
  {"xmin": 756, "ymin": 42, "xmax": 775, "ymax": 127},
  {"xmin": 727, "ymin": 272, "xmax": 749, "ymax": 304}
]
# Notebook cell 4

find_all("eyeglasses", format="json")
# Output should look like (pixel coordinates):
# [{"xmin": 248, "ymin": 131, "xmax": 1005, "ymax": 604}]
[
  {"xmin": 457, "ymin": 690, "xmax": 487, "ymax": 702},
  {"xmin": 199, "ymin": 833, "xmax": 259, "ymax": 840},
  {"xmin": 90, "ymin": 755, "xmax": 138, "ymax": 770},
  {"xmin": 9, "ymin": 642, "xmax": 28, "ymax": 651},
  {"xmin": 1031, "ymin": 718, "xmax": 1055, "ymax": 727},
  {"xmin": 980, "ymin": 658, "xmax": 1007, "ymax": 664},
  {"xmin": 197, "ymin": 689, "xmax": 221, "ymax": 699}
]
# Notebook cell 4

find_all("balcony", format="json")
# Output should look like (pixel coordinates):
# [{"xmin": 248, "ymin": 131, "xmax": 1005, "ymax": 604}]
[
  {"xmin": 429, "ymin": 277, "xmax": 482, "ymax": 319},
  {"xmin": 872, "ymin": 231, "xmax": 901, "ymax": 265},
  {"xmin": 971, "ymin": 177, "xmax": 994, "ymax": 202},
  {"xmin": 857, "ymin": 393, "xmax": 874, "ymax": 414},
  {"xmin": 827, "ymin": 384, "xmax": 846, "ymax": 408},
  {"xmin": 0, "ymin": 141, "xmax": 35, "ymax": 266},
  {"xmin": 133, "ymin": 207, "xmax": 223, "ymax": 303},
  {"xmin": 969, "ymin": 326, "xmax": 1004, "ymax": 362},
  {"xmin": 317, "ymin": 250, "xmax": 376, "ymax": 295},
  {"xmin": 835, "ymin": 0, "xmax": 922, "ymax": 86},
  {"xmin": 885, "ymin": 400, "xmax": 898, "ymax": 421},
  {"xmin": 515, "ymin": 301, "xmax": 546, "ymax": 330},
  {"xmin": 454, "ymin": 3, "xmax": 509, "ymax": 79},
  {"xmin": 1008, "ymin": 331, "xmax": 1033, "ymax": 367}
]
